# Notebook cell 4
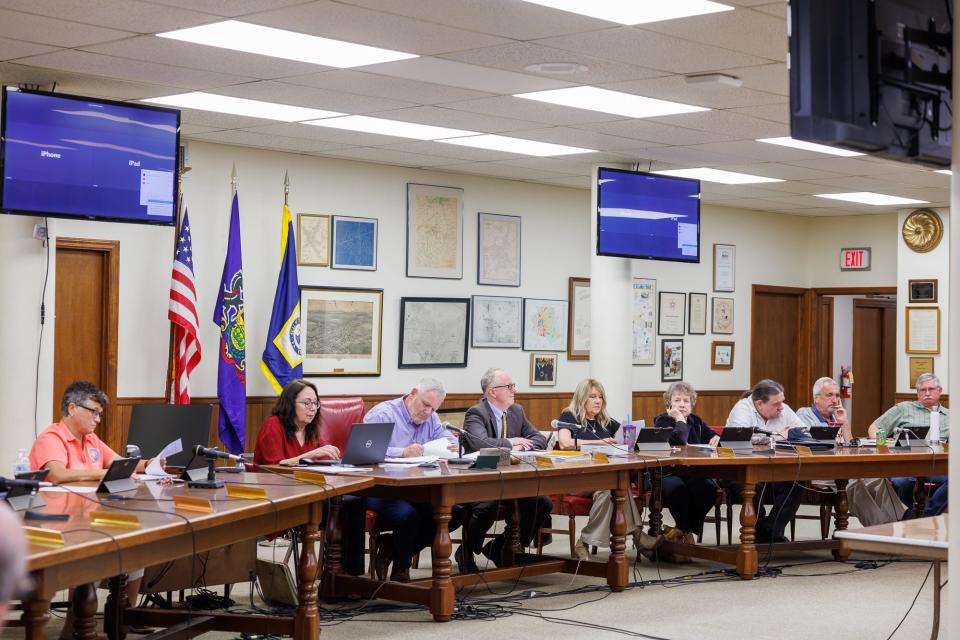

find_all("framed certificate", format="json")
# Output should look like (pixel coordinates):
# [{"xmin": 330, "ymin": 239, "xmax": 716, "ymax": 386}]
[
  {"xmin": 713, "ymin": 244, "xmax": 735, "ymax": 292},
  {"xmin": 905, "ymin": 306, "xmax": 940, "ymax": 354},
  {"xmin": 657, "ymin": 291, "xmax": 685, "ymax": 336},
  {"xmin": 688, "ymin": 292, "xmax": 707, "ymax": 335}
]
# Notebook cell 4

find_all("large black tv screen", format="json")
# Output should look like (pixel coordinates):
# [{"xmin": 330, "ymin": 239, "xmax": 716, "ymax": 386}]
[
  {"xmin": 1, "ymin": 86, "xmax": 180, "ymax": 225},
  {"xmin": 596, "ymin": 167, "xmax": 700, "ymax": 262}
]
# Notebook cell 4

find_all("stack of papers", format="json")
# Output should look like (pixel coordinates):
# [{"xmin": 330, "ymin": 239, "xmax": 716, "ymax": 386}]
[
  {"xmin": 383, "ymin": 456, "xmax": 438, "ymax": 465},
  {"xmin": 579, "ymin": 443, "xmax": 632, "ymax": 457}
]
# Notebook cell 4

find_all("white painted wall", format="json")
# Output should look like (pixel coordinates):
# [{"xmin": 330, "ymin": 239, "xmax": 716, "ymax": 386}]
[
  {"xmin": 806, "ymin": 214, "xmax": 898, "ymax": 287},
  {"xmin": 831, "ymin": 295, "xmax": 856, "ymax": 384},
  {"xmin": 0, "ymin": 140, "xmax": 907, "ymax": 457},
  {"xmin": 896, "ymin": 207, "xmax": 950, "ymax": 392}
]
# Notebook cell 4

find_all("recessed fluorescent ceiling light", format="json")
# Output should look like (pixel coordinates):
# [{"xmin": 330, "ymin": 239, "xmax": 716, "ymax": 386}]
[
  {"xmin": 157, "ymin": 20, "xmax": 418, "ymax": 68},
  {"xmin": 303, "ymin": 115, "xmax": 479, "ymax": 140},
  {"xmin": 934, "ymin": 169, "xmax": 952, "ymax": 175},
  {"xmin": 438, "ymin": 134, "xmax": 595, "ymax": 157},
  {"xmin": 653, "ymin": 168, "xmax": 783, "ymax": 184},
  {"xmin": 515, "ymin": 87, "xmax": 708, "ymax": 118},
  {"xmin": 143, "ymin": 92, "xmax": 343, "ymax": 122},
  {"xmin": 519, "ymin": 0, "xmax": 733, "ymax": 25},
  {"xmin": 757, "ymin": 137, "xmax": 865, "ymax": 157},
  {"xmin": 814, "ymin": 192, "xmax": 928, "ymax": 206}
]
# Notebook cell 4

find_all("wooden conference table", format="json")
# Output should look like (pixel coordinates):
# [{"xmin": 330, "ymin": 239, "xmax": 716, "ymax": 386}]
[
  {"xmin": 22, "ymin": 472, "xmax": 373, "ymax": 640},
  {"xmin": 834, "ymin": 515, "xmax": 947, "ymax": 640},
  {"xmin": 652, "ymin": 444, "xmax": 948, "ymax": 579}
]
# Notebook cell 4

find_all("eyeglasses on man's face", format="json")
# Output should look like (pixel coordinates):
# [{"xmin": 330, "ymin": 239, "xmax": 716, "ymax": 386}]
[{"xmin": 492, "ymin": 383, "xmax": 517, "ymax": 392}]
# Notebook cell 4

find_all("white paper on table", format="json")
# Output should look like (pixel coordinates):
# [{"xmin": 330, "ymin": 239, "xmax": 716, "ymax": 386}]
[
  {"xmin": 292, "ymin": 465, "xmax": 372, "ymax": 474},
  {"xmin": 422, "ymin": 438, "xmax": 458, "ymax": 459},
  {"xmin": 383, "ymin": 456, "xmax": 439, "ymax": 464},
  {"xmin": 40, "ymin": 485, "xmax": 98, "ymax": 493}
]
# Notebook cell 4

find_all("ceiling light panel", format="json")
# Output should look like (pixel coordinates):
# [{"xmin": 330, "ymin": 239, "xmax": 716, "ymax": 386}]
[
  {"xmin": 438, "ymin": 134, "xmax": 595, "ymax": 156},
  {"xmin": 515, "ymin": 86, "xmax": 708, "ymax": 118},
  {"xmin": 143, "ymin": 92, "xmax": 343, "ymax": 121},
  {"xmin": 519, "ymin": 0, "xmax": 734, "ymax": 25},
  {"xmin": 653, "ymin": 168, "xmax": 783, "ymax": 184},
  {"xmin": 303, "ymin": 115, "xmax": 479, "ymax": 140},
  {"xmin": 757, "ymin": 137, "xmax": 865, "ymax": 157},
  {"xmin": 157, "ymin": 20, "xmax": 418, "ymax": 68},
  {"xmin": 813, "ymin": 192, "xmax": 928, "ymax": 206}
]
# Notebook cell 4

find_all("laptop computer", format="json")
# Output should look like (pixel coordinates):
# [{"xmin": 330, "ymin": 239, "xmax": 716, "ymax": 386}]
[
  {"xmin": 633, "ymin": 427, "xmax": 672, "ymax": 452},
  {"xmin": 808, "ymin": 425, "xmax": 841, "ymax": 445},
  {"xmin": 719, "ymin": 426, "xmax": 754, "ymax": 451},
  {"xmin": 894, "ymin": 425, "xmax": 930, "ymax": 447},
  {"xmin": 335, "ymin": 422, "xmax": 394, "ymax": 465}
]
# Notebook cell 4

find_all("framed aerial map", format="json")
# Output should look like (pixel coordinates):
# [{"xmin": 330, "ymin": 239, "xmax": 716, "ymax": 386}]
[{"xmin": 300, "ymin": 287, "xmax": 383, "ymax": 376}]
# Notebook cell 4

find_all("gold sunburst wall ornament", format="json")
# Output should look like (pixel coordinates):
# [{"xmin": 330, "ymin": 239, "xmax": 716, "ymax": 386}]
[{"xmin": 902, "ymin": 209, "xmax": 944, "ymax": 253}]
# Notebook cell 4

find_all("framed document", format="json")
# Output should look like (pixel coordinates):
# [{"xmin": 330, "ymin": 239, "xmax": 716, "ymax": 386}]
[
  {"xmin": 657, "ymin": 291, "xmax": 685, "ymax": 335},
  {"xmin": 905, "ymin": 306, "xmax": 940, "ymax": 354},
  {"xmin": 711, "ymin": 341, "xmax": 735, "ymax": 370},
  {"xmin": 478, "ymin": 212, "xmax": 521, "ymax": 286},
  {"xmin": 399, "ymin": 297, "xmax": 470, "ymax": 368},
  {"xmin": 567, "ymin": 277, "xmax": 590, "ymax": 360},
  {"xmin": 661, "ymin": 339, "xmax": 683, "ymax": 382},
  {"xmin": 908, "ymin": 279, "xmax": 938, "ymax": 303},
  {"xmin": 632, "ymin": 278, "xmax": 657, "ymax": 365},
  {"xmin": 406, "ymin": 183, "xmax": 463, "ymax": 279},
  {"xmin": 688, "ymin": 292, "xmax": 707, "ymax": 335},
  {"xmin": 331, "ymin": 215, "xmax": 377, "ymax": 271},
  {"xmin": 908, "ymin": 357, "xmax": 934, "ymax": 388},
  {"xmin": 712, "ymin": 297, "xmax": 734, "ymax": 334},
  {"xmin": 713, "ymin": 243, "xmax": 735, "ymax": 292},
  {"xmin": 297, "ymin": 213, "xmax": 330, "ymax": 266},
  {"xmin": 471, "ymin": 295, "xmax": 521, "ymax": 348},
  {"xmin": 523, "ymin": 298, "xmax": 568, "ymax": 351}
]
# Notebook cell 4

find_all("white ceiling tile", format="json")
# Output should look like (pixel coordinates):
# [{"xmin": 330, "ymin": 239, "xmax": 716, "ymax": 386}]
[
  {"xmin": 315, "ymin": 146, "xmax": 461, "ymax": 167},
  {"xmin": 16, "ymin": 50, "xmax": 254, "ymax": 89},
  {"xmin": 439, "ymin": 42, "xmax": 666, "ymax": 84},
  {"xmin": 720, "ymin": 63, "xmax": 788, "ymax": 96},
  {"xmin": 147, "ymin": 0, "xmax": 307, "ymax": 17},
  {"xmin": 176, "ymin": 107, "xmax": 279, "ymax": 130},
  {"xmin": 494, "ymin": 127, "xmax": 662, "ymax": 151},
  {"xmin": 869, "ymin": 169, "xmax": 951, "ymax": 188},
  {"xmin": 751, "ymin": 181, "xmax": 837, "ymax": 195},
  {"xmin": 726, "ymin": 0, "xmax": 787, "ymax": 7},
  {"xmin": 534, "ymin": 27, "xmax": 768, "ymax": 74},
  {"xmin": 642, "ymin": 146, "xmax": 757, "ymax": 166},
  {"xmin": 0, "ymin": 37, "xmax": 58, "ymax": 61},
  {"xmin": 382, "ymin": 140, "xmax": 527, "ymax": 162},
  {"xmin": 441, "ymin": 95, "xmax": 624, "ymax": 126},
  {"xmin": 84, "ymin": 36, "xmax": 326, "ymax": 79},
  {"xmin": 360, "ymin": 57, "xmax": 572, "ymax": 95},
  {"xmin": 187, "ymin": 129, "xmax": 355, "ymax": 154},
  {"xmin": 337, "ymin": 0, "xmax": 613, "ymax": 40},
  {"xmin": 685, "ymin": 140, "xmax": 833, "ymax": 163},
  {"xmin": 753, "ymin": 3, "xmax": 788, "ymax": 19},
  {"xmin": 245, "ymin": 121, "xmax": 417, "ymax": 147},
  {"xmin": 653, "ymin": 109, "xmax": 787, "ymax": 138},
  {"xmin": 179, "ymin": 123, "xmax": 222, "ymax": 136},
  {"xmin": 251, "ymin": 0, "xmax": 510, "ymax": 55},
  {"xmin": 214, "ymin": 80, "xmax": 417, "ymax": 113},
  {"xmin": 700, "ymin": 183, "xmax": 794, "ymax": 199},
  {"xmin": 601, "ymin": 75, "xmax": 784, "ymax": 110},
  {"xmin": 538, "ymin": 175, "xmax": 591, "ymax": 189},
  {"xmin": 0, "ymin": 8, "xmax": 134, "ymax": 48},
  {"xmin": 281, "ymin": 70, "xmax": 492, "ymax": 104},
  {"xmin": 0, "ymin": 1, "xmax": 217, "ymax": 34},
  {"xmin": 499, "ymin": 154, "xmax": 640, "ymax": 175},
  {"xmin": 428, "ymin": 161, "xmax": 574, "ymax": 181},
  {"xmin": 579, "ymin": 119, "xmax": 740, "ymax": 145},
  {"xmin": 638, "ymin": 8, "xmax": 786, "ymax": 61},
  {"xmin": 362, "ymin": 105, "xmax": 537, "ymax": 134},
  {"xmin": 711, "ymin": 162, "xmax": 840, "ymax": 181},
  {"xmin": 48, "ymin": 76, "xmax": 185, "ymax": 101},
  {"xmin": 728, "ymin": 102, "xmax": 789, "ymax": 124},
  {"xmin": 783, "ymin": 157, "xmax": 914, "ymax": 176}
]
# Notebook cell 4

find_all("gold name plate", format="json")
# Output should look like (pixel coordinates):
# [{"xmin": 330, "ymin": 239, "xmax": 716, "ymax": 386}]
[
  {"xmin": 90, "ymin": 510, "xmax": 142, "ymax": 529},
  {"xmin": 225, "ymin": 484, "xmax": 268, "ymax": 500},
  {"xmin": 24, "ymin": 526, "xmax": 65, "ymax": 547},
  {"xmin": 173, "ymin": 495, "xmax": 214, "ymax": 513},
  {"xmin": 293, "ymin": 470, "xmax": 328, "ymax": 485}
]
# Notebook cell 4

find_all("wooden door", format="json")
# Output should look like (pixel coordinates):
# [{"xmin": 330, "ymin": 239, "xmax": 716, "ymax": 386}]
[
  {"xmin": 851, "ymin": 298, "xmax": 896, "ymax": 437},
  {"xmin": 53, "ymin": 238, "xmax": 119, "ymax": 444},
  {"xmin": 750, "ymin": 285, "xmax": 814, "ymax": 406},
  {"xmin": 815, "ymin": 296, "xmax": 834, "ymax": 378}
]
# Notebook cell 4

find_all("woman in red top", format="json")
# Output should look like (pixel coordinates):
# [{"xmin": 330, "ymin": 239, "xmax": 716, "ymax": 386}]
[{"xmin": 254, "ymin": 380, "xmax": 340, "ymax": 465}]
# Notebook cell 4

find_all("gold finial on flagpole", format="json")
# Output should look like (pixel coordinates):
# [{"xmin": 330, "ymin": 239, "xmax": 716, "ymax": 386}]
[
  {"xmin": 231, "ymin": 163, "xmax": 238, "ymax": 196},
  {"xmin": 283, "ymin": 170, "xmax": 290, "ymax": 206}
]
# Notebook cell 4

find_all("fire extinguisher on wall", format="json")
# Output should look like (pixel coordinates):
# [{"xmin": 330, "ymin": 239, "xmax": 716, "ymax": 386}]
[{"xmin": 840, "ymin": 366, "xmax": 853, "ymax": 399}]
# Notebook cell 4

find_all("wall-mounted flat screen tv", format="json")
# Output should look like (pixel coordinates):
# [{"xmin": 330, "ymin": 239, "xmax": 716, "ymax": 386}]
[
  {"xmin": 596, "ymin": 167, "xmax": 700, "ymax": 262},
  {"xmin": 1, "ymin": 86, "xmax": 180, "ymax": 225}
]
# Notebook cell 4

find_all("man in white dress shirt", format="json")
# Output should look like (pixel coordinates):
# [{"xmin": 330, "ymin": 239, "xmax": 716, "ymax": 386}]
[{"xmin": 725, "ymin": 379, "xmax": 807, "ymax": 543}]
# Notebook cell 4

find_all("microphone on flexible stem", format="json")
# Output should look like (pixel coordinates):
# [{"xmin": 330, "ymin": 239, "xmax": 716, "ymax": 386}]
[
  {"xmin": 441, "ymin": 423, "xmax": 476, "ymax": 465},
  {"xmin": 193, "ymin": 445, "xmax": 244, "ymax": 462},
  {"xmin": 0, "ymin": 477, "xmax": 53, "ymax": 492},
  {"xmin": 551, "ymin": 419, "xmax": 584, "ymax": 450}
]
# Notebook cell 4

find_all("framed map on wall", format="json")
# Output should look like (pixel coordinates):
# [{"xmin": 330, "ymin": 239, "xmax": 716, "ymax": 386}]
[
  {"xmin": 300, "ymin": 287, "xmax": 383, "ymax": 376},
  {"xmin": 331, "ymin": 215, "xmax": 377, "ymax": 271},
  {"xmin": 471, "ymin": 295, "xmax": 522, "ymax": 348},
  {"xmin": 406, "ymin": 183, "xmax": 463, "ymax": 279},
  {"xmin": 478, "ymin": 212, "xmax": 521, "ymax": 286},
  {"xmin": 523, "ymin": 298, "xmax": 567, "ymax": 352},
  {"xmin": 399, "ymin": 297, "xmax": 470, "ymax": 367}
]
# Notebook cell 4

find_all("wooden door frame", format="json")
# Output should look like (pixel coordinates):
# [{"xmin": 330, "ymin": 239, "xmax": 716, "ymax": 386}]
[
  {"xmin": 55, "ymin": 238, "xmax": 120, "ymax": 442},
  {"xmin": 851, "ymin": 297, "xmax": 897, "ymax": 431}
]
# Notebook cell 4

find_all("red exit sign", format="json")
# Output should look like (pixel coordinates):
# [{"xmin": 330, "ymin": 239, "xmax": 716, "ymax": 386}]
[{"xmin": 840, "ymin": 247, "xmax": 871, "ymax": 271}]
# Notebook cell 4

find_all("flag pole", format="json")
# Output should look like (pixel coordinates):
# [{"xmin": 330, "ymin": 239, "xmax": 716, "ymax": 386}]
[
  {"xmin": 165, "ymin": 163, "xmax": 192, "ymax": 404},
  {"xmin": 284, "ymin": 170, "xmax": 290, "ymax": 206},
  {"xmin": 231, "ymin": 163, "xmax": 238, "ymax": 196}
]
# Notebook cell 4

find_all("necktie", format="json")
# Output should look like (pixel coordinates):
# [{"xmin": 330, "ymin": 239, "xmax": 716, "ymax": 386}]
[{"xmin": 501, "ymin": 412, "xmax": 508, "ymax": 439}]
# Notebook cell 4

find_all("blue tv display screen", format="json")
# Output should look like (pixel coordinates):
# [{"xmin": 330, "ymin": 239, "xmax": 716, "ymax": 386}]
[
  {"xmin": 596, "ymin": 167, "xmax": 700, "ymax": 262},
  {"xmin": 1, "ymin": 87, "xmax": 180, "ymax": 225}
]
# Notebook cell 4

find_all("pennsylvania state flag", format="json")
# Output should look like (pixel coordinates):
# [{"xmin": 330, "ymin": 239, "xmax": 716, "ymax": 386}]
[{"xmin": 260, "ymin": 204, "xmax": 302, "ymax": 393}]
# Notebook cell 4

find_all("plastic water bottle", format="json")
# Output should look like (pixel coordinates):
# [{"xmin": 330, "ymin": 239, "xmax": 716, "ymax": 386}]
[{"xmin": 14, "ymin": 448, "xmax": 30, "ymax": 476}]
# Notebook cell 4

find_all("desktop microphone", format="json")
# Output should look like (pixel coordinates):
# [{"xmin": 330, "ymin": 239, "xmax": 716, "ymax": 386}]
[
  {"xmin": 441, "ymin": 423, "xmax": 477, "ymax": 465},
  {"xmin": 550, "ymin": 419, "xmax": 582, "ymax": 430},
  {"xmin": 193, "ymin": 445, "xmax": 244, "ymax": 462},
  {"xmin": 0, "ymin": 477, "xmax": 53, "ymax": 491}
]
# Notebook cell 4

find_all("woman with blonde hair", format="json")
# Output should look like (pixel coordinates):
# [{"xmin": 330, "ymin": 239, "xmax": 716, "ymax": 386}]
[{"xmin": 557, "ymin": 378, "xmax": 656, "ymax": 559}]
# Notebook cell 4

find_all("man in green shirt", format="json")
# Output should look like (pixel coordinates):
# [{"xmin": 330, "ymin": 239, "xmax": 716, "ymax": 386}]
[{"xmin": 868, "ymin": 373, "xmax": 948, "ymax": 515}]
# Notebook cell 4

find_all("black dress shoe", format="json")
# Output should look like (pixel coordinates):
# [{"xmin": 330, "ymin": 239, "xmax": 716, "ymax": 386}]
[
  {"xmin": 455, "ymin": 545, "xmax": 479, "ymax": 573},
  {"xmin": 390, "ymin": 566, "xmax": 411, "ymax": 583},
  {"xmin": 481, "ymin": 539, "xmax": 502, "ymax": 568},
  {"xmin": 374, "ymin": 534, "xmax": 393, "ymax": 581}
]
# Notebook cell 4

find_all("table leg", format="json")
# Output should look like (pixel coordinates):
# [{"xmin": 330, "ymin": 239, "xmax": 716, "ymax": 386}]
[
  {"xmin": 294, "ymin": 504, "xmax": 322, "ymax": 640},
  {"xmin": 429, "ymin": 491, "xmax": 455, "ymax": 623},
  {"xmin": 105, "ymin": 574, "xmax": 128, "ymax": 640},
  {"xmin": 648, "ymin": 469, "xmax": 663, "ymax": 537},
  {"xmin": 73, "ymin": 582, "xmax": 99, "ymax": 640},
  {"xmin": 22, "ymin": 580, "xmax": 50, "ymax": 640},
  {"xmin": 607, "ymin": 484, "xmax": 628, "ymax": 591},
  {"xmin": 502, "ymin": 499, "xmax": 521, "ymax": 567},
  {"xmin": 736, "ymin": 484, "xmax": 758, "ymax": 579},
  {"xmin": 832, "ymin": 479, "xmax": 850, "ymax": 561},
  {"xmin": 914, "ymin": 477, "xmax": 928, "ymax": 518},
  {"xmin": 931, "ymin": 560, "xmax": 941, "ymax": 640},
  {"xmin": 321, "ymin": 496, "xmax": 342, "ymax": 600}
]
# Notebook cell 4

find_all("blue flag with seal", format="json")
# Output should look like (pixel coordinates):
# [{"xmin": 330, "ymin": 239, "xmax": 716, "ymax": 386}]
[
  {"xmin": 214, "ymin": 192, "xmax": 246, "ymax": 454},
  {"xmin": 260, "ymin": 204, "xmax": 302, "ymax": 393}
]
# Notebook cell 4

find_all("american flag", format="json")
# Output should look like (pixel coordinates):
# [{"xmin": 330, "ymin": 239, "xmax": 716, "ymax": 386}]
[{"xmin": 168, "ymin": 210, "xmax": 201, "ymax": 404}]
